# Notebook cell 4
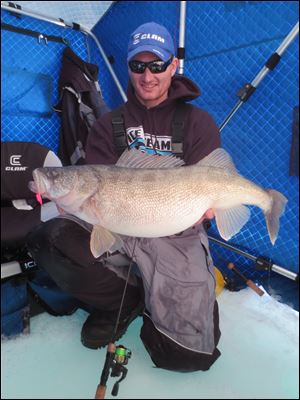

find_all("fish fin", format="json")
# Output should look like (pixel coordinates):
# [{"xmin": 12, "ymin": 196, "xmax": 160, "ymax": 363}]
[
  {"xmin": 214, "ymin": 205, "xmax": 251, "ymax": 241},
  {"xmin": 116, "ymin": 148, "xmax": 185, "ymax": 169},
  {"xmin": 90, "ymin": 225, "xmax": 123, "ymax": 258},
  {"xmin": 197, "ymin": 148, "xmax": 238, "ymax": 174},
  {"xmin": 264, "ymin": 189, "xmax": 288, "ymax": 245}
]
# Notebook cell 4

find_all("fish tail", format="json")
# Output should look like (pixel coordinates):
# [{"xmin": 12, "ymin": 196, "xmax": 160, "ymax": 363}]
[{"xmin": 264, "ymin": 189, "xmax": 288, "ymax": 245}]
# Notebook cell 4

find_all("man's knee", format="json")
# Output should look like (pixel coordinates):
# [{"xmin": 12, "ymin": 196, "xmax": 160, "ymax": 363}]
[
  {"xmin": 26, "ymin": 218, "xmax": 90, "ymax": 292},
  {"xmin": 26, "ymin": 219, "xmax": 64, "ymax": 273},
  {"xmin": 27, "ymin": 218, "xmax": 57, "ymax": 253},
  {"xmin": 140, "ymin": 313, "xmax": 221, "ymax": 372}
]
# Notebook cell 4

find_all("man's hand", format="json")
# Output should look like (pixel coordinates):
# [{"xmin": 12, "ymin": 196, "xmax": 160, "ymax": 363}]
[{"xmin": 193, "ymin": 209, "xmax": 214, "ymax": 226}]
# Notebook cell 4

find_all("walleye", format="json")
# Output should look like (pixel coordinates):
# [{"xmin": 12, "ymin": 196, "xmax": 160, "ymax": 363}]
[{"xmin": 28, "ymin": 148, "xmax": 288, "ymax": 258}]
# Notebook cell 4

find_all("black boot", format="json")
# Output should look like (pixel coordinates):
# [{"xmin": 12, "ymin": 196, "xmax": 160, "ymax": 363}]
[{"xmin": 81, "ymin": 302, "xmax": 144, "ymax": 349}]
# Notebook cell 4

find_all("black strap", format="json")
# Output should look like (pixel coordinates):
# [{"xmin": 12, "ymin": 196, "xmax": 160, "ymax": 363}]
[
  {"xmin": 1, "ymin": 22, "xmax": 70, "ymax": 46},
  {"xmin": 111, "ymin": 105, "xmax": 128, "ymax": 155},
  {"xmin": 112, "ymin": 102, "xmax": 191, "ymax": 157},
  {"xmin": 171, "ymin": 102, "xmax": 191, "ymax": 156}
]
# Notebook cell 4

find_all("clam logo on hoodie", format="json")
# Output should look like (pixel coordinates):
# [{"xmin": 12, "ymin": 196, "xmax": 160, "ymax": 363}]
[{"xmin": 126, "ymin": 126, "xmax": 172, "ymax": 155}]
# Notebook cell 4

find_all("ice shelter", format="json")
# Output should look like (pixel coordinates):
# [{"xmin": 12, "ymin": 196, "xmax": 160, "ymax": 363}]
[{"xmin": 1, "ymin": 1, "xmax": 299, "ymax": 399}]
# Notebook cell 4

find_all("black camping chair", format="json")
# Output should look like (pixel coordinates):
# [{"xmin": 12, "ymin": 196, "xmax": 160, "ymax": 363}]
[
  {"xmin": 1, "ymin": 141, "xmax": 62, "ymax": 276},
  {"xmin": 1, "ymin": 141, "xmax": 79, "ymax": 338}
]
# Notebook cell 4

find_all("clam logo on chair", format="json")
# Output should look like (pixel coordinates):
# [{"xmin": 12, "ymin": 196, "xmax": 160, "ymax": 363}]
[
  {"xmin": 10, "ymin": 155, "xmax": 21, "ymax": 165},
  {"xmin": 6, "ymin": 155, "xmax": 27, "ymax": 171}
]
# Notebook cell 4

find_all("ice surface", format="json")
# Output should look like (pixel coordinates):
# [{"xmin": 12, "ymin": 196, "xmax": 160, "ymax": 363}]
[{"xmin": 1, "ymin": 287, "xmax": 299, "ymax": 399}]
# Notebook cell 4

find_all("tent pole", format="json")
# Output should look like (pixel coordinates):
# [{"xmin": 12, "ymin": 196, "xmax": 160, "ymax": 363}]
[
  {"xmin": 208, "ymin": 235, "xmax": 298, "ymax": 282},
  {"xmin": 177, "ymin": 1, "xmax": 187, "ymax": 75},
  {"xmin": 1, "ymin": 2, "xmax": 66, "ymax": 27},
  {"xmin": 1, "ymin": 1, "xmax": 127, "ymax": 102},
  {"xmin": 215, "ymin": 21, "xmax": 299, "ymax": 279},
  {"xmin": 81, "ymin": 28, "xmax": 127, "ymax": 102},
  {"xmin": 219, "ymin": 21, "xmax": 299, "ymax": 132}
]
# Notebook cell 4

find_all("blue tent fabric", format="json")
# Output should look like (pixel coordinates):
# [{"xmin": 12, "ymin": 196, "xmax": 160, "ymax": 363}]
[
  {"xmin": 290, "ymin": 106, "xmax": 299, "ymax": 177},
  {"xmin": 1, "ymin": 66, "xmax": 53, "ymax": 118}
]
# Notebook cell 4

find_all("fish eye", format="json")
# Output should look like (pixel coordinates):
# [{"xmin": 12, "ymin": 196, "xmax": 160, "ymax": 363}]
[{"xmin": 50, "ymin": 170, "xmax": 60, "ymax": 178}]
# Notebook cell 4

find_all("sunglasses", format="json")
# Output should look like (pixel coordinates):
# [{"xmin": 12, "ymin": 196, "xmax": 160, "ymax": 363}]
[{"xmin": 128, "ymin": 57, "xmax": 173, "ymax": 74}]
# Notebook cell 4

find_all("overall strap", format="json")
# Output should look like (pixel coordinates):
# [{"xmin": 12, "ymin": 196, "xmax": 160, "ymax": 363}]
[
  {"xmin": 171, "ymin": 101, "xmax": 192, "ymax": 157},
  {"xmin": 111, "ymin": 102, "xmax": 192, "ymax": 157},
  {"xmin": 111, "ymin": 105, "xmax": 127, "ymax": 156}
]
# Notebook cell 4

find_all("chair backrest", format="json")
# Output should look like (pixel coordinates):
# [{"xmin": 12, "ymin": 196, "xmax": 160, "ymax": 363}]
[{"xmin": 1, "ymin": 141, "xmax": 62, "ymax": 253}]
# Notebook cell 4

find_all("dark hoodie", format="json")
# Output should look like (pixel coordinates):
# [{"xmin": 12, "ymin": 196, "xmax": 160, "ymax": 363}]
[{"xmin": 86, "ymin": 75, "xmax": 220, "ymax": 165}]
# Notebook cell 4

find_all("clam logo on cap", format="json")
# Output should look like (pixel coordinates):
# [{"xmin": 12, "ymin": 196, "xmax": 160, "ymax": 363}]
[{"xmin": 133, "ymin": 33, "xmax": 165, "ymax": 45}]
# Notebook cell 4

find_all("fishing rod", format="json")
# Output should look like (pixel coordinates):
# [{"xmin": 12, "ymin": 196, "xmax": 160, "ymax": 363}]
[
  {"xmin": 208, "ymin": 234, "xmax": 298, "ymax": 282},
  {"xmin": 94, "ymin": 239, "xmax": 138, "ymax": 399},
  {"xmin": 95, "ymin": 342, "xmax": 132, "ymax": 398},
  {"xmin": 219, "ymin": 21, "xmax": 299, "ymax": 132}
]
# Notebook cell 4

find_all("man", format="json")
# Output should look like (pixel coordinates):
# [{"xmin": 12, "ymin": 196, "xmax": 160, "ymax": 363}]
[{"xmin": 27, "ymin": 22, "xmax": 221, "ymax": 372}]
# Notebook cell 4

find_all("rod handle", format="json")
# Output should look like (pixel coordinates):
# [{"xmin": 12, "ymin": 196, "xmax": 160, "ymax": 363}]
[
  {"xmin": 245, "ymin": 279, "xmax": 265, "ymax": 297},
  {"xmin": 95, "ymin": 384, "xmax": 106, "ymax": 399},
  {"xmin": 228, "ymin": 263, "xmax": 265, "ymax": 296}
]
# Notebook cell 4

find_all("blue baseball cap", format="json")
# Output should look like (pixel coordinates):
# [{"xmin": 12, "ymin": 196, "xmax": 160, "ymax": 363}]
[{"xmin": 127, "ymin": 22, "xmax": 175, "ymax": 62}]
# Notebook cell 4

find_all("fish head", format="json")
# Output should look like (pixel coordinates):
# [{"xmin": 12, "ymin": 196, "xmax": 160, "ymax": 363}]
[{"xmin": 29, "ymin": 166, "xmax": 80, "ymax": 201}]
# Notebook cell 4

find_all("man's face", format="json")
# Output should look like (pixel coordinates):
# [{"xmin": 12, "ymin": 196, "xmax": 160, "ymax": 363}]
[{"xmin": 128, "ymin": 52, "xmax": 178, "ymax": 109}]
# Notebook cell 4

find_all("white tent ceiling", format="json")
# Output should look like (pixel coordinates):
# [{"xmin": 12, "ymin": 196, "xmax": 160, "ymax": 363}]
[{"xmin": 13, "ymin": 1, "xmax": 114, "ymax": 29}]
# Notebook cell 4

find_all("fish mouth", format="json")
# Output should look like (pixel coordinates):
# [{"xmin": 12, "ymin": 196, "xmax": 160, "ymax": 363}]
[
  {"xmin": 28, "ymin": 180, "xmax": 38, "ymax": 193},
  {"xmin": 28, "ymin": 169, "xmax": 48, "ymax": 195}
]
